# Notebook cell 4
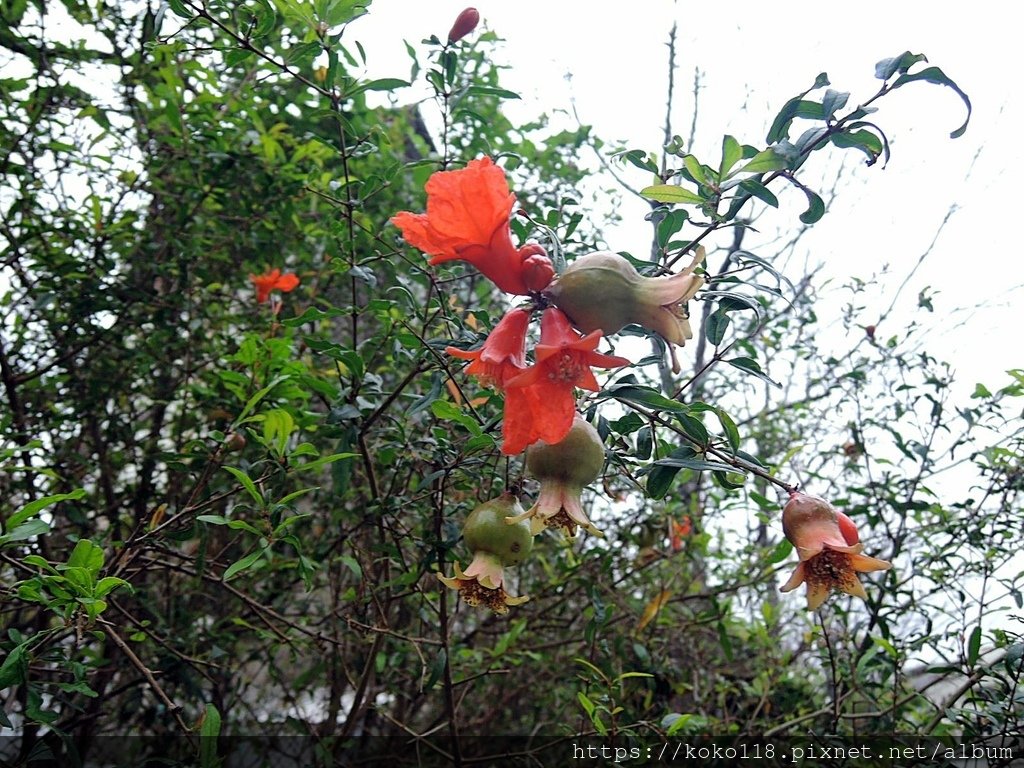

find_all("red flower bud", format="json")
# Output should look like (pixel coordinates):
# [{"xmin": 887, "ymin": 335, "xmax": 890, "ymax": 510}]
[
  {"xmin": 447, "ymin": 7, "xmax": 480, "ymax": 43},
  {"xmin": 520, "ymin": 245, "xmax": 555, "ymax": 292}
]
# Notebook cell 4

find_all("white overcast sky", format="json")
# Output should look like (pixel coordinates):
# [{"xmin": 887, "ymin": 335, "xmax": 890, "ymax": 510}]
[{"xmin": 353, "ymin": 1, "xmax": 1023, "ymax": 398}]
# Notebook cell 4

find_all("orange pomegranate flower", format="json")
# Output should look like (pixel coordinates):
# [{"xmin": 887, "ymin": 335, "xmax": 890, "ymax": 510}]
[
  {"xmin": 779, "ymin": 492, "xmax": 892, "ymax": 610},
  {"xmin": 446, "ymin": 308, "xmax": 530, "ymax": 390},
  {"xmin": 501, "ymin": 308, "xmax": 629, "ymax": 455},
  {"xmin": 670, "ymin": 516, "xmax": 693, "ymax": 551},
  {"xmin": 250, "ymin": 268, "xmax": 299, "ymax": 303},
  {"xmin": 391, "ymin": 157, "xmax": 551, "ymax": 295}
]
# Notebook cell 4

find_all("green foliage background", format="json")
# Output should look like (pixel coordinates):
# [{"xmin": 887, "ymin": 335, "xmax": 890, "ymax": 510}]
[{"xmin": 0, "ymin": 1, "xmax": 1021, "ymax": 765}]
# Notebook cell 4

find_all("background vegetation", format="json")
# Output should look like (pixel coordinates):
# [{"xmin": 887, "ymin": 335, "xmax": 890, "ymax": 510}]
[{"xmin": 1, "ymin": 1, "xmax": 1021, "ymax": 765}]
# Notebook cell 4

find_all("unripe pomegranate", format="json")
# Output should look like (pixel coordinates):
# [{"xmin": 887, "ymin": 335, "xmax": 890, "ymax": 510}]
[
  {"xmin": 544, "ymin": 248, "xmax": 704, "ymax": 346},
  {"xmin": 779, "ymin": 491, "xmax": 891, "ymax": 610},
  {"xmin": 508, "ymin": 416, "xmax": 606, "ymax": 537},
  {"xmin": 526, "ymin": 415, "xmax": 604, "ymax": 487},
  {"xmin": 438, "ymin": 495, "xmax": 533, "ymax": 614},
  {"xmin": 463, "ymin": 495, "xmax": 533, "ymax": 566}
]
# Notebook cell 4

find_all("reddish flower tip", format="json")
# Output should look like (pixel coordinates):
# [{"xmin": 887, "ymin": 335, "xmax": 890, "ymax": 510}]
[
  {"xmin": 447, "ymin": 7, "xmax": 480, "ymax": 43},
  {"xmin": 250, "ymin": 269, "xmax": 300, "ymax": 304}
]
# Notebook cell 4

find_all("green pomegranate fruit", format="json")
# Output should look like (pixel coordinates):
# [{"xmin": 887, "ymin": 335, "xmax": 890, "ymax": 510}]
[
  {"xmin": 463, "ymin": 495, "xmax": 534, "ymax": 566},
  {"xmin": 526, "ymin": 416, "xmax": 604, "ymax": 486},
  {"xmin": 544, "ymin": 249, "xmax": 704, "ymax": 346}
]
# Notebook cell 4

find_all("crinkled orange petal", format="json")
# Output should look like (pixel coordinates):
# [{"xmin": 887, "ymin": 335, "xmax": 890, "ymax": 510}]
[
  {"xmin": 500, "ymin": 381, "xmax": 575, "ymax": 455},
  {"xmin": 392, "ymin": 158, "xmax": 532, "ymax": 295},
  {"xmin": 423, "ymin": 157, "xmax": 513, "ymax": 245}
]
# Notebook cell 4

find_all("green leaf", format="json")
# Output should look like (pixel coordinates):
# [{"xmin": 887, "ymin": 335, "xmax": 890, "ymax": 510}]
[
  {"xmin": 223, "ymin": 466, "xmax": 264, "ymax": 507},
  {"xmin": 66, "ymin": 539, "xmax": 104, "ymax": 573},
  {"xmin": 224, "ymin": 48, "xmax": 254, "ymax": 68},
  {"xmin": 0, "ymin": 642, "xmax": 28, "ymax": 689},
  {"xmin": 636, "ymin": 426, "xmax": 652, "ymax": 461},
  {"xmin": 738, "ymin": 148, "xmax": 788, "ymax": 174},
  {"xmin": 682, "ymin": 154, "xmax": 710, "ymax": 186},
  {"xmin": 652, "ymin": 456, "xmax": 736, "ymax": 473},
  {"xmin": 339, "ymin": 554, "xmax": 362, "ymax": 579},
  {"xmin": 23, "ymin": 555, "xmax": 57, "ymax": 573},
  {"xmin": 293, "ymin": 451, "xmax": 358, "ymax": 473},
  {"xmin": 234, "ymin": 376, "xmax": 284, "ymax": 425},
  {"xmin": 615, "ymin": 149, "xmax": 659, "ymax": 173},
  {"xmin": 0, "ymin": 519, "xmax": 50, "ymax": 544},
  {"xmin": 252, "ymin": 0, "xmax": 277, "ymax": 37},
  {"xmin": 737, "ymin": 179, "xmax": 778, "ymax": 208},
  {"xmin": 276, "ymin": 487, "xmax": 318, "ymax": 506},
  {"xmin": 766, "ymin": 538, "xmax": 793, "ymax": 564},
  {"xmin": 798, "ymin": 187, "xmax": 825, "ymax": 224},
  {"xmin": 719, "ymin": 135, "xmax": 742, "ymax": 178},
  {"xmin": 820, "ymin": 89, "xmax": 849, "ymax": 119},
  {"xmin": 967, "ymin": 626, "xmax": 982, "ymax": 666},
  {"xmin": 874, "ymin": 51, "xmax": 928, "ymax": 80},
  {"xmin": 717, "ymin": 409, "xmax": 740, "ymax": 453},
  {"xmin": 655, "ymin": 209, "xmax": 689, "ymax": 248},
  {"xmin": 350, "ymin": 77, "xmax": 410, "ymax": 97},
  {"xmin": 423, "ymin": 648, "xmax": 447, "ymax": 692},
  {"xmin": 726, "ymin": 356, "xmax": 781, "ymax": 388},
  {"xmin": 95, "ymin": 576, "xmax": 132, "ymax": 598},
  {"xmin": 6, "ymin": 489, "xmax": 86, "ymax": 530},
  {"xmin": 197, "ymin": 515, "xmax": 230, "ymax": 525},
  {"xmin": 200, "ymin": 703, "xmax": 221, "ymax": 768},
  {"xmin": 362, "ymin": 78, "xmax": 409, "ymax": 91},
  {"xmin": 576, "ymin": 691, "xmax": 595, "ymax": 718},
  {"xmin": 891, "ymin": 66, "xmax": 972, "ymax": 138},
  {"xmin": 645, "ymin": 446, "xmax": 699, "ymax": 499},
  {"xmin": 766, "ymin": 97, "xmax": 825, "ymax": 143},
  {"xmin": 704, "ymin": 309, "xmax": 730, "ymax": 346},
  {"xmin": 430, "ymin": 400, "xmax": 482, "ymax": 436},
  {"xmin": 165, "ymin": 0, "xmax": 190, "ymax": 18},
  {"xmin": 223, "ymin": 549, "xmax": 265, "ymax": 581},
  {"xmin": 606, "ymin": 384, "xmax": 687, "ymax": 414},
  {"xmin": 831, "ymin": 128, "xmax": 886, "ymax": 166},
  {"xmin": 284, "ymin": 40, "xmax": 322, "ymax": 66},
  {"xmin": 640, "ymin": 184, "xmax": 705, "ymax": 205},
  {"xmin": 676, "ymin": 414, "xmax": 709, "ymax": 446},
  {"xmin": 466, "ymin": 84, "xmax": 521, "ymax": 100}
]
